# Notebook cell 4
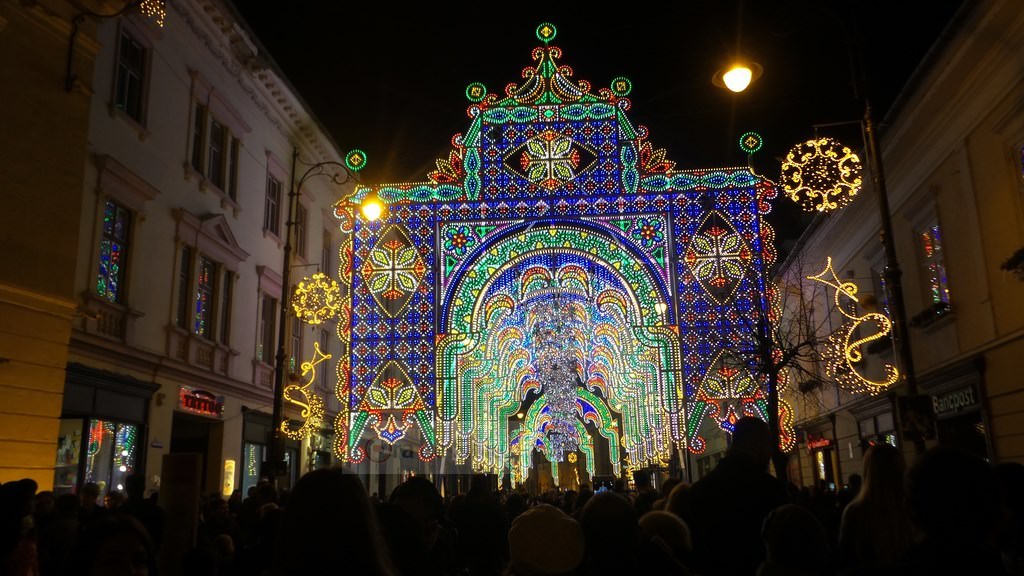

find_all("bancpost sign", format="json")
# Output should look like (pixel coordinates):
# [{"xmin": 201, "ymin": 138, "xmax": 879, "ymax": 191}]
[
  {"xmin": 178, "ymin": 386, "xmax": 225, "ymax": 418},
  {"xmin": 932, "ymin": 384, "xmax": 979, "ymax": 416}
]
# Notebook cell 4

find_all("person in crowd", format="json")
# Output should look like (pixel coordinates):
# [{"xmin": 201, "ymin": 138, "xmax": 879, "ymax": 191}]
[
  {"xmin": 837, "ymin": 444, "xmax": 913, "ymax": 573},
  {"xmin": 118, "ymin": 475, "xmax": 163, "ymax": 550},
  {"xmin": 632, "ymin": 471, "xmax": 658, "ymax": 516},
  {"xmin": 664, "ymin": 482, "xmax": 691, "ymax": 521},
  {"xmin": 900, "ymin": 447, "xmax": 1006, "ymax": 575},
  {"xmin": 272, "ymin": 468, "xmax": 394, "ymax": 576},
  {"xmin": 682, "ymin": 416, "xmax": 789, "ymax": 575},
  {"xmin": 380, "ymin": 476, "xmax": 459, "ymax": 576},
  {"xmin": 38, "ymin": 493, "xmax": 79, "ymax": 576},
  {"xmin": 450, "ymin": 474, "xmax": 507, "ymax": 576},
  {"xmin": 639, "ymin": 510, "xmax": 693, "ymax": 574},
  {"xmin": 758, "ymin": 504, "xmax": 830, "ymax": 576},
  {"xmin": 996, "ymin": 462, "xmax": 1024, "ymax": 575},
  {"xmin": 75, "ymin": 515, "xmax": 158, "ymax": 576},
  {"xmin": 506, "ymin": 504, "xmax": 583, "ymax": 576},
  {"xmin": 579, "ymin": 491, "xmax": 687, "ymax": 575},
  {"xmin": 835, "ymin": 474, "xmax": 861, "ymax": 515},
  {"xmin": 79, "ymin": 483, "xmax": 107, "ymax": 528},
  {"xmin": 1, "ymin": 479, "xmax": 40, "ymax": 576}
]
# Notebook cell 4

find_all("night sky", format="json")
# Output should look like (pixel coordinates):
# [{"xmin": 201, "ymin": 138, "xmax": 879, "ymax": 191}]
[{"xmin": 234, "ymin": 1, "xmax": 964, "ymax": 245}]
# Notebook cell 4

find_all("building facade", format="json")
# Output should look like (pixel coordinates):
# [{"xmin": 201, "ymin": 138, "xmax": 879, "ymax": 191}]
[
  {"xmin": 779, "ymin": 0, "xmax": 1024, "ymax": 488},
  {"xmin": 39, "ymin": 0, "xmax": 350, "ymax": 497}
]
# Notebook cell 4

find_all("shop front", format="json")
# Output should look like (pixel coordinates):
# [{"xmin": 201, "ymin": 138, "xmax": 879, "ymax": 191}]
[{"xmin": 54, "ymin": 363, "xmax": 158, "ymax": 495}]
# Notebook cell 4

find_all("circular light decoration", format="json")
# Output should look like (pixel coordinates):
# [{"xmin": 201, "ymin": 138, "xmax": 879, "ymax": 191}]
[
  {"xmin": 536, "ymin": 22, "xmax": 557, "ymax": 44},
  {"xmin": 781, "ymin": 137, "xmax": 863, "ymax": 212},
  {"xmin": 344, "ymin": 149, "xmax": 367, "ymax": 172},
  {"xmin": 739, "ymin": 131, "xmax": 763, "ymax": 154},
  {"xmin": 610, "ymin": 76, "xmax": 632, "ymax": 97},
  {"xmin": 465, "ymin": 82, "xmax": 487, "ymax": 102},
  {"xmin": 291, "ymin": 272, "xmax": 342, "ymax": 325}
]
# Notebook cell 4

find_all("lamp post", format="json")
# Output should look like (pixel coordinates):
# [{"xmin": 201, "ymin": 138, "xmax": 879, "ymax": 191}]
[{"xmin": 269, "ymin": 150, "xmax": 382, "ymax": 481}]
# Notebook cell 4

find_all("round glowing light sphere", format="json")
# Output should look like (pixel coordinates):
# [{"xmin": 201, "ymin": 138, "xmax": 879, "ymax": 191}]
[
  {"xmin": 781, "ymin": 137, "xmax": 863, "ymax": 212},
  {"xmin": 360, "ymin": 191, "xmax": 385, "ymax": 222},
  {"xmin": 291, "ymin": 272, "xmax": 342, "ymax": 326}
]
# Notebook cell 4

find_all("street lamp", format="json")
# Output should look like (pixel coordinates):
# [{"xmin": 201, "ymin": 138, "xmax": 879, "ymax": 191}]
[
  {"xmin": 269, "ymin": 150, "xmax": 383, "ymax": 481},
  {"xmin": 712, "ymin": 61, "xmax": 763, "ymax": 93}
]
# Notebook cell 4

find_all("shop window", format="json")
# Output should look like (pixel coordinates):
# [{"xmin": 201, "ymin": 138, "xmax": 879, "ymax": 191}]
[
  {"xmin": 321, "ymin": 230, "xmax": 332, "ymax": 275},
  {"xmin": 54, "ymin": 418, "xmax": 140, "ymax": 496},
  {"xmin": 289, "ymin": 317, "xmax": 303, "ymax": 372},
  {"xmin": 242, "ymin": 442, "xmax": 267, "ymax": 495},
  {"xmin": 96, "ymin": 200, "xmax": 132, "ymax": 304}
]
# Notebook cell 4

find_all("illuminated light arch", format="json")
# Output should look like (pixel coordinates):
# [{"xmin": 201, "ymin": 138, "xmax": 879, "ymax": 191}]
[{"xmin": 339, "ymin": 26, "xmax": 785, "ymax": 477}]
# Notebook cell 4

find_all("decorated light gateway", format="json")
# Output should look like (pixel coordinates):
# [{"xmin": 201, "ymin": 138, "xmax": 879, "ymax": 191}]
[{"xmin": 329, "ymin": 24, "xmax": 794, "ymax": 486}]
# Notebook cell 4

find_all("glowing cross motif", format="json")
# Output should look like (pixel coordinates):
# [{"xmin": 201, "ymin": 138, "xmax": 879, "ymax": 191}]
[
  {"xmin": 520, "ymin": 130, "xmax": 582, "ymax": 190},
  {"xmin": 808, "ymin": 257, "xmax": 900, "ymax": 394},
  {"xmin": 685, "ymin": 218, "xmax": 751, "ymax": 303},
  {"xmin": 362, "ymin": 237, "xmax": 426, "ymax": 301}
]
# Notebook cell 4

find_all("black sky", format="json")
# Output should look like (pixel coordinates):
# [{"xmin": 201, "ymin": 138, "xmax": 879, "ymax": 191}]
[{"xmin": 234, "ymin": 1, "xmax": 964, "ymax": 243}]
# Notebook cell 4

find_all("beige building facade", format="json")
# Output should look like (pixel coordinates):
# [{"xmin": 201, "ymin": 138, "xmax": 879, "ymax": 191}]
[{"xmin": 779, "ymin": 0, "xmax": 1024, "ymax": 488}]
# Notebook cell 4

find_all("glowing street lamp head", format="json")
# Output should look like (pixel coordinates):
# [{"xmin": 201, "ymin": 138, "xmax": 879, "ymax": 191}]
[
  {"xmin": 723, "ymin": 65, "xmax": 753, "ymax": 92},
  {"xmin": 360, "ymin": 191, "xmax": 385, "ymax": 221},
  {"xmin": 713, "ymin": 61, "xmax": 763, "ymax": 93}
]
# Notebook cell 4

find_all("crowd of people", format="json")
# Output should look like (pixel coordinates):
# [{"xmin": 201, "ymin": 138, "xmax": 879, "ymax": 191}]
[{"xmin": 3, "ymin": 417, "xmax": 1023, "ymax": 575}]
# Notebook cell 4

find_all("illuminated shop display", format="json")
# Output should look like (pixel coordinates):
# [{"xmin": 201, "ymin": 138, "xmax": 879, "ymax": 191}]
[{"xmin": 333, "ymin": 25, "xmax": 792, "ymax": 482}]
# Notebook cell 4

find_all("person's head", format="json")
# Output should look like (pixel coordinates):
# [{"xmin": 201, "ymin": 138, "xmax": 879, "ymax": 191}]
[
  {"xmin": 639, "ymin": 510, "xmax": 692, "ymax": 560},
  {"xmin": 35, "ymin": 490, "xmax": 56, "ymax": 516},
  {"xmin": 579, "ymin": 492, "xmax": 639, "ymax": 568},
  {"xmin": 665, "ymin": 482, "xmax": 691, "ymax": 520},
  {"xmin": 81, "ymin": 482, "xmax": 101, "ymax": 506},
  {"xmin": 508, "ymin": 504, "xmax": 584, "ymax": 576},
  {"xmin": 907, "ymin": 447, "xmax": 999, "ymax": 546},
  {"xmin": 857, "ymin": 443, "xmax": 905, "ymax": 505},
  {"xmin": 760, "ymin": 504, "xmax": 829, "ymax": 575},
  {"xmin": 730, "ymin": 416, "xmax": 773, "ymax": 466},
  {"xmin": 389, "ymin": 476, "xmax": 442, "ymax": 548},
  {"xmin": 275, "ymin": 468, "xmax": 393, "ymax": 575},
  {"xmin": 124, "ymin": 474, "xmax": 146, "ymax": 500},
  {"xmin": 846, "ymin": 473, "xmax": 862, "ymax": 493},
  {"xmin": 104, "ymin": 490, "xmax": 125, "ymax": 510},
  {"xmin": 77, "ymin": 515, "xmax": 157, "ymax": 576},
  {"xmin": 633, "ymin": 470, "xmax": 651, "ymax": 490}
]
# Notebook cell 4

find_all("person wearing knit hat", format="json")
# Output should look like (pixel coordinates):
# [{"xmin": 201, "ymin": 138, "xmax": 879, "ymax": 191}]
[{"xmin": 507, "ymin": 504, "xmax": 584, "ymax": 576}]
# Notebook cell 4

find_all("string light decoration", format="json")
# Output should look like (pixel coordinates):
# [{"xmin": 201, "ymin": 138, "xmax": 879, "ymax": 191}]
[
  {"xmin": 138, "ymin": 0, "xmax": 166, "ymax": 27},
  {"xmin": 781, "ymin": 137, "xmax": 863, "ymax": 212},
  {"xmin": 336, "ymin": 25, "xmax": 788, "ymax": 475},
  {"xmin": 291, "ymin": 272, "xmax": 342, "ymax": 326},
  {"xmin": 739, "ymin": 131, "xmax": 763, "ymax": 154},
  {"xmin": 808, "ymin": 257, "xmax": 900, "ymax": 394},
  {"xmin": 344, "ymin": 149, "xmax": 367, "ymax": 173},
  {"xmin": 280, "ymin": 341, "xmax": 329, "ymax": 440}
]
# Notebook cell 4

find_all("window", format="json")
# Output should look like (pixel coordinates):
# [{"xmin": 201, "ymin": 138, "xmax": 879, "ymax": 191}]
[
  {"xmin": 289, "ymin": 317, "xmax": 302, "ymax": 372},
  {"xmin": 208, "ymin": 120, "xmax": 226, "ymax": 189},
  {"xmin": 919, "ymin": 223, "xmax": 950, "ymax": 304},
  {"xmin": 190, "ymin": 102, "xmax": 240, "ymax": 197},
  {"xmin": 195, "ymin": 256, "xmax": 216, "ymax": 338},
  {"xmin": 97, "ymin": 200, "xmax": 132, "ymax": 304},
  {"xmin": 258, "ymin": 295, "xmax": 277, "ymax": 363},
  {"xmin": 870, "ymin": 267, "xmax": 890, "ymax": 316},
  {"xmin": 264, "ymin": 174, "xmax": 282, "ymax": 236},
  {"xmin": 114, "ymin": 29, "xmax": 146, "ymax": 123},
  {"xmin": 176, "ymin": 246, "xmax": 192, "ymax": 329},
  {"xmin": 191, "ymin": 104, "xmax": 206, "ymax": 172},
  {"xmin": 321, "ymin": 230, "xmax": 332, "ymax": 275},
  {"xmin": 219, "ymin": 272, "xmax": 232, "ymax": 346},
  {"xmin": 295, "ymin": 204, "xmax": 308, "ymax": 259}
]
